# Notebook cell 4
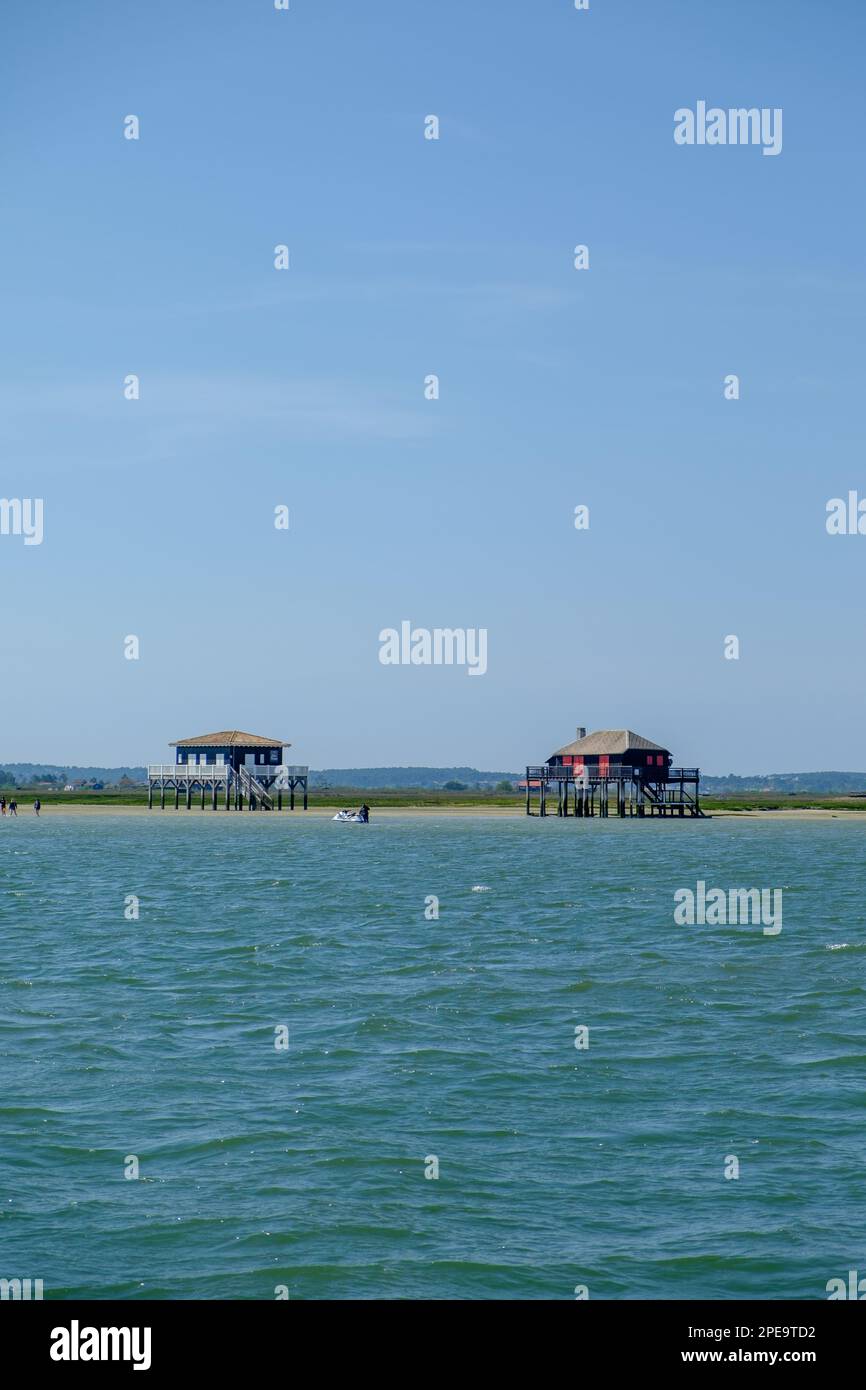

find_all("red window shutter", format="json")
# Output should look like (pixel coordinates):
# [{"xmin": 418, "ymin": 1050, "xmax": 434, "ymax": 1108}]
[
  {"xmin": 599, "ymin": 755, "xmax": 609, "ymax": 775},
  {"xmin": 574, "ymin": 757, "xmax": 584, "ymax": 771},
  {"xmin": 562, "ymin": 755, "xmax": 573, "ymax": 765}
]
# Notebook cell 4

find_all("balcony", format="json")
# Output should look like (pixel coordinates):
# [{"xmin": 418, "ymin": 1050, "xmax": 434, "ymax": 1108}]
[{"xmin": 148, "ymin": 763, "xmax": 229, "ymax": 780}]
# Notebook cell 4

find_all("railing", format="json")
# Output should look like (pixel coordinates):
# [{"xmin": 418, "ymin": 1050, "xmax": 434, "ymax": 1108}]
[
  {"xmin": 526, "ymin": 764, "xmax": 700, "ymax": 784},
  {"xmin": 147, "ymin": 762, "xmax": 309, "ymax": 783},
  {"xmin": 148, "ymin": 763, "xmax": 229, "ymax": 779},
  {"xmin": 236, "ymin": 763, "xmax": 273, "ymax": 809}
]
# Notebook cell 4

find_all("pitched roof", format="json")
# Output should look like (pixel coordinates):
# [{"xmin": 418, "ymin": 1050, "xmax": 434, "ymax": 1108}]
[
  {"xmin": 170, "ymin": 730, "xmax": 289, "ymax": 748},
  {"xmin": 549, "ymin": 728, "xmax": 668, "ymax": 758}
]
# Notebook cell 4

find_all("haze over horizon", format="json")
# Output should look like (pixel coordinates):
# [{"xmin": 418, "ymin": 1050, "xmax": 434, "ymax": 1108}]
[{"xmin": 2, "ymin": 0, "xmax": 863, "ymax": 774}]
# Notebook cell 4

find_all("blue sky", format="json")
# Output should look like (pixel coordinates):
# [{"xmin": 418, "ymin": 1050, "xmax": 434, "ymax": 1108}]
[{"xmin": 1, "ymin": 0, "xmax": 864, "ymax": 773}]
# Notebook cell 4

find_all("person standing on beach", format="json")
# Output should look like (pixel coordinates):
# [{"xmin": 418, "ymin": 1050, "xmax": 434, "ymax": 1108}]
[
  {"xmin": 0, "ymin": 797, "xmax": 6, "ymax": 816},
  {"xmin": 9, "ymin": 799, "xmax": 17, "ymax": 817},
  {"xmin": 33, "ymin": 798, "xmax": 41, "ymax": 816}
]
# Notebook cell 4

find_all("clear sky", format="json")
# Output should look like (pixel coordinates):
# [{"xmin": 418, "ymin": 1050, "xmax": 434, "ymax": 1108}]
[{"xmin": 1, "ymin": 0, "xmax": 864, "ymax": 773}]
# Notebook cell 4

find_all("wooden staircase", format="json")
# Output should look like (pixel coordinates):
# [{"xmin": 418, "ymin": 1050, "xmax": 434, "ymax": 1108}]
[{"xmin": 235, "ymin": 764, "xmax": 274, "ymax": 809}]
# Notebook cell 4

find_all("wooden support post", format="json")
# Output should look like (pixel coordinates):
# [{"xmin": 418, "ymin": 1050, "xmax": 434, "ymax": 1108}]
[
  {"xmin": 160, "ymin": 781, "xmax": 165, "ymax": 810},
  {"xmin": 148, "ymin": 783, "xmax": 153, "ymax": 810},
  {"xmin": 212, "ymin": 783, "xmax": 217, "ymax": 810},
  {"xmin": 186, "ymin": 784, "xmax": 192, "ymax": 810},
  {"xmin": 201, "ymin": 783, "xmax": 206, "ymax": 810},
  {"xmin": 225, "ymin": 777, "xmax": 230, "ymax": 810},
  {"xmin": 175, "ymin": 786, "xmax": 180, "ymax": 810},
  {"xmin": 278, "ymin": 791, "xmax": 282, "ymax": 811},
  {"xmin": 303, "ymin": 781, "xmax": 308, "ymax": 810}
]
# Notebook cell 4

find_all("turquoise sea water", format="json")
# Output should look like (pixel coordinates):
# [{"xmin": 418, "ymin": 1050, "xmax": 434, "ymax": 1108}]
[{"xmin": 1, "ymin": 812, "xmax": 864, "ymax": 1300}]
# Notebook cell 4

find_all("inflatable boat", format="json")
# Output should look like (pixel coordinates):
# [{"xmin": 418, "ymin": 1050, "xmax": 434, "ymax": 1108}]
[{"xmin": 333, "ymin": 810, "xmax": 367, "ymax": 823}]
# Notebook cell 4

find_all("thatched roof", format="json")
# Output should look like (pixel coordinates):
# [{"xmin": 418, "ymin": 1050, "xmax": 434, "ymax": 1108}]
[
  {"xmin": 170, "ymin": 730, "xmax": 289, "ymax": 748},
  {"xmin": 550, "ymin": 728, "xmax": 667, "ymax": 759}
]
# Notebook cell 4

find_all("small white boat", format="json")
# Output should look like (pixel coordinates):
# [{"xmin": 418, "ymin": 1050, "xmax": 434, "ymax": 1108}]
[{"xmin": 332, "ymin": 810, "xmax": 367, "ymax": 823}]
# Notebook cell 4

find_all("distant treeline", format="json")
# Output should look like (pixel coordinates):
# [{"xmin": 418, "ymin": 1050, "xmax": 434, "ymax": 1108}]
[
  {"xmin": 701, "ymin": 771, "xmax": 866, "ymax": 795},
  {"xmin": 0, "ymin": 763, "xmax": 520, "ymax": 790},
  {"xmin": 4, "ymin": 763, "xmax": 866, "ymax": 796},
  {"xmin": 310, "ymin": 766, "xmax": 520, "ymax": 789},
  {"xmin": 0, "ymin": 763, "xmax": 146, "ymax": 787}
]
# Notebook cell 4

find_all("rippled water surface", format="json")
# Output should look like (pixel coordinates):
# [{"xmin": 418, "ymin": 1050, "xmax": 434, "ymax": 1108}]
[{"xmin": 1, "ymin": 812, "xmax": 864, "ymax": 1299}]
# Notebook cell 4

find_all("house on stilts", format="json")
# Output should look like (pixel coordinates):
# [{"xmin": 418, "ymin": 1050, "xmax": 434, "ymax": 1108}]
[
  {"xmin": 524, "ymin": 727, "xmax": 705, "ymax": 817},
  {"xmin": 148, "ymin": 730, "xmax": 309, "ymax": 810}
]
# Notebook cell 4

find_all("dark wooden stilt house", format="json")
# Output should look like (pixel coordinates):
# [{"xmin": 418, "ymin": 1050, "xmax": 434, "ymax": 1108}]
[
  {"xmin": 525, "ymin": 727, "xmax": 704, "ymax": 818},
  {"xmin": 147, "ymin": 730, "xmax": 309, "ymax": 810}
]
